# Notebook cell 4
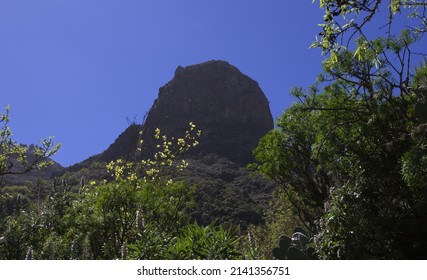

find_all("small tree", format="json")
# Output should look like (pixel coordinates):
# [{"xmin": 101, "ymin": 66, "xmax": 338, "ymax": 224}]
[{"xmin": 0, "ymin": 105, "xmax": 61, "ymax": 184}]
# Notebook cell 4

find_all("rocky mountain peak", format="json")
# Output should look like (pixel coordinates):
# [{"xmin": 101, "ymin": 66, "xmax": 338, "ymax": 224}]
[
  {"xmin": 67, "ymin": 60, "xmax": 273, "ymax": 170},
  {"xmin": 142, "ymin": 60, "xmax": 273, "ymax": 165}
]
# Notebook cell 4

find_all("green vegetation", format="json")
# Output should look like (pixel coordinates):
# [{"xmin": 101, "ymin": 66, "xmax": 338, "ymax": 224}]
[
  {"xmin": 312, "ymin": 0, "xmax": 427, "ymax": 54},
  {"xmin": 0, "ymin": 123, "xmax": 247, "ymax": 259},
  {"xmin": 272, "ymin": 227, "xmax": 317, "ymax": 260},
  {"xmin": 130, "ymin": 223, "xmax": 241, "ymax": 260},
  {"xmin": 252, "ymin": 1, "xmax": 427, "ymax": 259},
  {"xmin": 0, "ymin": 105, "xmax": 61, "ymax": 183}
]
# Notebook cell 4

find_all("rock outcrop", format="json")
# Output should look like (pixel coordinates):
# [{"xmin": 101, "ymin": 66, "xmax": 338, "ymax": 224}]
[{"xmin": 141, "ymin": 60, "xmax": 273, "ymax": 165}]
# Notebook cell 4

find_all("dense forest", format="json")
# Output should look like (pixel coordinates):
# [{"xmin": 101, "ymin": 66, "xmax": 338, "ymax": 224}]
[{"xmin": 1, "ymin": 0, "xmax": 427, "ymax": 260}]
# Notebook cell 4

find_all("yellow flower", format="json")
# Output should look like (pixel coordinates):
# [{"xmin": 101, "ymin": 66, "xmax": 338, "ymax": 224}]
[
  {"xmin": 155, "ymin": 128, "xmax": 161, "ymax": 139},
  {"xmin": 177, "ymin": 138, "xmax": 185, "ymax": 146}
]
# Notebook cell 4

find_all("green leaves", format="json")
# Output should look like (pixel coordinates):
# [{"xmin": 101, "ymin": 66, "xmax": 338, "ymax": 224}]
[
  {"xmin": 0, "ymin": 117, "xmax": 242, "ymax": 260},
  {"xmin": 312, "ymin": 0, "xmax": 427, "ymax": 82},
  {"xmin": 0, "ymin": 105, "xmax": 61, "ymax": 182},
  {"xmin": 165, "ymin": 223, "xmax": 241, "ymax": 260},
  {"xmin": 272, "ymin": 227, "xmax": 317, "ymax": 260},
  {"xmin": 255, "ymin": 41, "xmax": 427, "ymax": 258}
]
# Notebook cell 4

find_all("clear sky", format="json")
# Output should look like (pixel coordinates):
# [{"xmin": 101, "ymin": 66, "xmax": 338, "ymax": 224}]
[{"xmin": 2, "ymin": 0, "xmax": 409, "ymax": 167}]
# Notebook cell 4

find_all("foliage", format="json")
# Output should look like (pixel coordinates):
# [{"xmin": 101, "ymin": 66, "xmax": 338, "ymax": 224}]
[
  {"xmin": 60, "ymin": 178, "xmax": 194, "ymax": 260},
  {"xmin": 0, "ymin": 105, "xmax": 61, "ymax": 258},
  {"xmin": 255, "ymin": 34, "xmax": 427, "ymax": 258},
  {"xmin": 0, "ymin": 177, "xmax": 195, "ymax": 260},
  {"xmin": 0, "ymin": 105, "xmax": 61, "ymax": 184},
  {"xmin": 0, "ymin": 186, "xmax": 31, "ymax": 216},
  {"xmin": 240, "ymin": 186, "xmax": 301, "ymax": 259},
  {"xmin": 272, "ymin": 227, "xmax": 317, "ymax": 260},
  {"xmin": 311, "ymin": 0, "xmax": 427, "ymax": 118},
  {"xmin": 253, "ymin": 104, "xmax": 328, "ymax": 230},
  {"xmin": 106, "ymin": 122, "xmax": 201, "ymax": 186},
  {"xmin": 60, "ymin": 162, "xmax": 109, "ymax": 186},
  {"xmin": 184, "ymin": 155, "xmax": 274, "ymax": 229},
  {"xmin": 1, "ymin": 124, "xmax": 243, "ymax": 260},
  {"xmin": 164, "ymin": 223, "xmax": 241, "ymax": 260},
  {"xmin": 126, "ymin": 222, "xmax": 174, "ymax": 260},
  {"xmin": 312, "ymin": 0, "xmax": 427, "ymax": 53}
]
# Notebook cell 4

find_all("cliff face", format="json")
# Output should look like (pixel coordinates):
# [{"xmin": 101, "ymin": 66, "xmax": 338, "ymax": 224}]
[{"xmin": 141, "ymin": 60, "xmax": 273, "ymax": 165}]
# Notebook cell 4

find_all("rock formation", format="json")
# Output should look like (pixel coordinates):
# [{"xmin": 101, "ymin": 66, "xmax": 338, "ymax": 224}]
[
  {"xmin": 141, "ymin": 60, "xmax": 273, "ymax": 165},
  {"xmin": 67, "ymin": 60, "xmax": 273, "ymax": 171},
  {"xmin": 144, "ymin": 61, "xmax": 273, "ymax": 164}
]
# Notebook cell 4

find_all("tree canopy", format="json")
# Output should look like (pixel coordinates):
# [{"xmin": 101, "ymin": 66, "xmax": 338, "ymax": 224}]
[
  {"xmin": 253, "ymin": 0, "xmax": 427, "ymax": 259},
  {"xmin": 0, "ymin": 105, "xmax": 61, "ymax": 184},
  {"xmin": 313, "ymin": 0, "xmax": 427, "ymax": 52}
]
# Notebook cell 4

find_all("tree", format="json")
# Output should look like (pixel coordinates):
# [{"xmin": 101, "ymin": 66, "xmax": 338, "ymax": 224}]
[
  {"xmin": 255, "ymin": 1, "xmax": 427, "ymax": 257},
  {"xmin": 313, "ymin": 0, "xmax": 427, "ymax": 53},
  {"xmin": 254, "ymin": 104, "xmax": 328, "ymax": 232},
  {"xmin": 0, "ymin": 105, "xmax": 61, "ymax": 255},
  {"xmin": 0, "ymin": 105, "xmax": 61, "ymax": 184},
  {"xmin": 311, "ymin": 3, "xmax": 427, "ymax": 258},
  {"xmin": 313, "ymin": 0, "xmax": 426, "ymax": 105}
]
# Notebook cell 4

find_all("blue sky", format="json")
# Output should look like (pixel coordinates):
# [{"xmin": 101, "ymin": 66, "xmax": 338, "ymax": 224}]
[{"xmin": 2, "ymin": 1, "xmax": 421, "ymax": 167}]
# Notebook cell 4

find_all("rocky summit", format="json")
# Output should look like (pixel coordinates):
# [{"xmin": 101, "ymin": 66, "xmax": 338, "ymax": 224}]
[
  {"xmin": 91, "ymin": 60, "xmax": 273, "ymax": 167},
  {"xmin": 67, "ymin": 60, "xmax": 273, "ymax": 174},
  {"xmin": 142, "ymin": 60, "xmax": 273, "ymax": 165}
]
